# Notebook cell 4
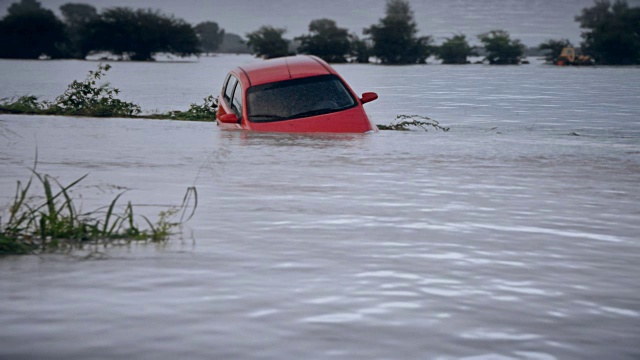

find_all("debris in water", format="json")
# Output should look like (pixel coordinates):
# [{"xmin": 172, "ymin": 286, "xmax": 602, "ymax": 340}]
[{"xmin": 377, "ymin": 115, "xmax": 450, "ymax": 132}]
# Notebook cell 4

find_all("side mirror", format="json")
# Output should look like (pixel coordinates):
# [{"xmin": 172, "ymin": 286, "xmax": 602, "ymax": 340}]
[
  {"xmin": 218, "ymin": 113, "xmax": 238, "ymax": 124},
  {"xmin": 360, "ymin": 92, "xmax": 378, "ymax": 104}
]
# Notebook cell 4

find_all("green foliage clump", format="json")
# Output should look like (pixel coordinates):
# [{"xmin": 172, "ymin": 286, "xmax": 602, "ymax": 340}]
[
  {"xmin": 377, "ymin": 115, "xmax": 450, "ymax": 132},
  {"xmin": 436, "ymin": 34, "xmax": 476, "ymax": 64},
  {"xmin": 0, "ymin": 64, "xmax": 220, "ymax": 121},
  {"xmin": 364, "ymin": 0, "xmax": 433, "ymax": 64},
  {"xmin": 538, "ymin": 38, "xmax": 573, "ymax": 64},
  {"xmin": 0, "ymin": 167, "xmax": 198, "ymax": 255},
  {"xmin": 246, "ymin": 26, "xmax": 291, "ymax": 59},
  {"xmin": 478, "ymin": 30, "xmax": 525, "ymax": 64},
  {"xmin": 0, "ymin": 95, "xmax": 45, "ymax": 114},
  {"xmin": 576, "ymin": 0, "xmax": 640, "ymax": 65},
  {"xmin": 51, "ymin": 64, "xmax": 141, "ymax": 116},
  {"xmin": 160, "ymin": 95, "xmax": 219, "ymax": 121},
  {"xmin": 296, "ymin": 19, "xmax": 352, "ymax": 63},
  {"xmin": 0, "ymin": 64, "xmax": 140, "ymax": 117}
]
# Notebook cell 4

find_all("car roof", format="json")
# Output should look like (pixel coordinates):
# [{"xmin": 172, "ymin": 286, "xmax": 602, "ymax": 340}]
[{"xmin": 237, "ymin": 55, "xmax": 336, "ymax": 87}]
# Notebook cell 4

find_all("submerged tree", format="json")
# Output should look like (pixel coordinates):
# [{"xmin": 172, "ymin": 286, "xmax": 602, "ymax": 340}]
[
  {"xmin": 538, "ymin": 38, "xmax": 573, "ymax": 64},
  {"xmin": 364, "ymin": 0, "xmax": 432, "ymax": 64},
  {"xmin": 59, "ymin": 3, "xmax": 99, "ymax": 59},
  {"xmin": 195, "ymin": 21, "xmax": 225, "ymax": 54},
  {"xmin": 295, "ymin": 19, "xmax": 351, "ymax": 63},
  {"xmin": 0, "ymin": 0, "xmax": 66, "ymax": 59},
  {"xmin": 246, "ymin": 26, "xmax": 290, "ymax": 59},
  {"xmin": 576, "ymin": 0, "xmax": 640, "ymax": 65},
  {"xmin": 478, "ymin": 30, "xmax": 524, "ymax": 64},
  {"xmin": 436, "ymin": 34, "xmax": 475, "ymax": 64},
  {"xmin": 85, "ymin": 8, "xmax": 199, "ymax": 61}
]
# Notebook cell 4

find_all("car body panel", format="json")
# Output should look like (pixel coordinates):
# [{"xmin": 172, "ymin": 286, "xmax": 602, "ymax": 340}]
[{"xmin": 217, "ymin": 55, "xmax": 378, "ymax": 133}]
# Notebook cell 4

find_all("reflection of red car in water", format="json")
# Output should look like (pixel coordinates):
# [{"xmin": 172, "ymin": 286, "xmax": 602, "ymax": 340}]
[{"xmin": 216, "ymin": 55, "xmax": 379, "ymax": 133}]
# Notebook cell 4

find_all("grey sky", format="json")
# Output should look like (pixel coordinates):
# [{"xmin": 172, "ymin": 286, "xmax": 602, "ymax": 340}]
[{"xmin": 2, "ymin": 0, "xmax": 640, "ymax": 46}]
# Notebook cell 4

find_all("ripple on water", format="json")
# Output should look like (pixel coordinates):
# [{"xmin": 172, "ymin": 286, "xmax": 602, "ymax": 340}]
[{"xmin": 460, "ymin": 329, "xmax": 542, "ymax": 341}]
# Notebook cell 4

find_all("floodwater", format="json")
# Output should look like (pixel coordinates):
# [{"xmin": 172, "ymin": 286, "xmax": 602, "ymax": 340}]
[{"xmin": 1, "ymin": 55, "xmax": 640, "ymax": 359}]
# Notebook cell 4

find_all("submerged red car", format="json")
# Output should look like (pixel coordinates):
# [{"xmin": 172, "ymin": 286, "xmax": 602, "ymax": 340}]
[{"xmin": 216, "ymin": 55, "xmax": 378, "ymax": 133}]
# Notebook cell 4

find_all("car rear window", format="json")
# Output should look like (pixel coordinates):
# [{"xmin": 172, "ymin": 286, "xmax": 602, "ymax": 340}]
[{"xmin": 246, "ymin": 75, "xmax": 357, "ymax": 123}]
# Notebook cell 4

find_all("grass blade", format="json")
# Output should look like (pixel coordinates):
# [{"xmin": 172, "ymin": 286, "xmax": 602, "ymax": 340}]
[
  {"xmin": 102, "ymin": 192, "xmax": 124, "ymax": 236},
  {"xmin": 179, "ymin": 186, "xmax": 198, "ymax": 223}
]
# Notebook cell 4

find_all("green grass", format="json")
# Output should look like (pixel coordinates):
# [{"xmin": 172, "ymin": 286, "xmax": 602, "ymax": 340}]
[{"xmin": 0, "ymin": 166, "xmax": 198, "ymax": 255}]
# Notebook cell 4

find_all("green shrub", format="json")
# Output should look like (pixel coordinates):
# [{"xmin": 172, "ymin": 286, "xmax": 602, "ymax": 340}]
[
  {"xmin": 0, "ymin": 95, "xmax": 45, "ymax": 114},
  {"xmin": 0, "ymin": 64, "xmax": 141, "ymax": 117},
  {"xmin": 51, "ymin": 64, "xmax": 141, "ymax": 116},
  {"xmin": 160, "ymin": 95, "xmax": 218, "ymax": 121}
]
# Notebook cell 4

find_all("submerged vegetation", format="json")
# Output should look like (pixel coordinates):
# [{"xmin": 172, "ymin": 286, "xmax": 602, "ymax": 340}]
[
  {"xmin": 147, "ymin": 95, "xmax": 218, "ymax": 121},
  {"xmin": 0, "ymin": 64, "xmax": 217, "ymax": 121},
  {"xmin": 53, "ymin": 64, "xmax": 141, "ymax": 116},
  {"xmin": 0, "ymin": 165, "xmax": 197, "ymax": 255},
  {"xmin": 377, "ymin": 115, "xmax": 450, "ymax": 132}
]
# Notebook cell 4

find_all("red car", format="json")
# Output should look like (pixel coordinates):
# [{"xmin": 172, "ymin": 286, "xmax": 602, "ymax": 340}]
[{"xmin": 216, "ymin": 55, "xmax": 378, "ymax": 133}]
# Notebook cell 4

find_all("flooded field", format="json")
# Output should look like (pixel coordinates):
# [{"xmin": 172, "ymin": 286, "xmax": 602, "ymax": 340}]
[{"xmin": 1, "ymin": 55, "xmax": 640, "ymax": 359}]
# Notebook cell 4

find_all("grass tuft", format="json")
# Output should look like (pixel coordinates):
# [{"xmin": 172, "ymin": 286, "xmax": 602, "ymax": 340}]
[{"xmin": 0, "ymin": 168, "xmax": 198, "ymax": 255}]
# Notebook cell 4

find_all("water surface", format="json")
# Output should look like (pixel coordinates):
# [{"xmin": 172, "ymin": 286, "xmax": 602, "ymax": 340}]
[{"xmin": 1, "ymin": 56, "xmax": 639, "ymax": 359}]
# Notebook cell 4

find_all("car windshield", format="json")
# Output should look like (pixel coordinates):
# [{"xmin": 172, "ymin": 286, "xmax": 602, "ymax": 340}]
[{"xmin": 247, "ymin": 75, "xmax": 357, "ymax": 122}]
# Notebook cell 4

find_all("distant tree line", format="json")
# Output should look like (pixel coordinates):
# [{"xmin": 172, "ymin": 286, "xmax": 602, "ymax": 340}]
[
  {"xmin": 246, "ymin": 0, "xmax": 639, "ymax": 65},
  {"xmin": 0, "ymin": 0, "xmax": 223, "ymax": 60},
  {"xmin": 1, "ymin": 0, "xmax": 638, "ymax": 65},
  {"xmin": 245, "ymin": 0, "xmax": 524, "ymax": 65}
]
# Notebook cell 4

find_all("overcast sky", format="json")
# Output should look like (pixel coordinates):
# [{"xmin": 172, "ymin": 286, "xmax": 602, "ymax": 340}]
[{"xmin": 2, "ymin": 0, "xmax": 640, "ymax": 46}]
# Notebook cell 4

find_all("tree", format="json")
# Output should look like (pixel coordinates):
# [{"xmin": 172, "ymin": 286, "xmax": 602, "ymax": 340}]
[
  {"xmin": 218, "ymin": 33, "xmax": 252, "ymax": 54},
  {"xmin": 295, "ymin": 19, "xmax": 351, "ymax": 63},
  {"xmin": 436, "ymin": 34, "xmax": 475, "ymax": 64},
  {"xmin": 85, "ymin": 8, "xmax": 199, "ymax": 61},
  {"xmin": 478, "ymin": 30, "xmax": 524, "ymax": 64},
  {"xmin": 246, "ymin": 26, "xmax": 290, "ymax": 59},
  {"xmin": 195, "ymin": 21, "xmax": 225, "ymax": 54},
  {"xmin": 364, "ymin": 0, "xmax": 432, "ymax": 64},
  {"xmin": 61, "ymin": 3, "xmax": 98, "ymax": 25},
  {"xmin": 538, "ymin": 38, "xmax": 573, "ymax": 64},
  {"xmin": 59, "ymin": 3, "xmax": 98, "ymax": 59},
  {"xmin": 576, "ymin": 0, "xmax": 640, "ymax": 65},
  {"xmin": 349, "ymin": 34, "xmax": 370, "ymax": 63},
  {"xmin": 0, "ymin": 0, "xmax": 66, "ymax": 59}
]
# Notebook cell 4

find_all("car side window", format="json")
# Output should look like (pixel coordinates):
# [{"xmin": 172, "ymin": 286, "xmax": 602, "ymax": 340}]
[
  {"xmin": 231, "ymin": 82, "xmax": 243, "ymax": 118},
  {"xmin": 224, "ymin": 75, "xmax": 238, "ymax": 103}
]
